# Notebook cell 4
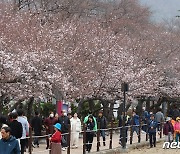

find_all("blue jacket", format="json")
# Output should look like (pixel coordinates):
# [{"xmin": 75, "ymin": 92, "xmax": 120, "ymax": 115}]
[
  {"xmin": 148, "ymin": 120, "xmax": 158, "ymax": 133},
  {"xmin": 0, "ymin": 136, "xmax": 20, "ymax": 154},
  {"xmin": 142, "ymin": 111, "xmax": 149, "ymax": 121},
  {"xmin": 132, "ymin": 115, "xmax": 139, "ymax": 125}
]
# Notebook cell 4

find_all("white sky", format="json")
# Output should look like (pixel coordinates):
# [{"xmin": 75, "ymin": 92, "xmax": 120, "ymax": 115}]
[{"xmin": 140, "ymin": 0, "xmax": 180, "ymax": 22}]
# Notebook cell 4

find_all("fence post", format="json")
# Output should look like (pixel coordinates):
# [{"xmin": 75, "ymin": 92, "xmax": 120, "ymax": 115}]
[
  {"xmin": 109, "ymin": 120, "xmax": 113, "ymax": 149},
  {"xmin": 160, "ymin": 122, "xmax": 162, "ymax": 138},
  {"xmin": 146, "ymin": 123, "xmax": 148, "ymax": 141},
  {"xmin": 83, "ymin": 124, "xmax": 86, "ymax": 154},
  {"xmin": 67, "ymin": 124, "xmax": 71, "ymax": 154},
  {"xmin": 130, "ymin": 121, "xmax": 133, "ymax": 144},
  {"xmin": 49, "ymin": 134, "xmax": 51, "ymax": 154},
  {"xmin": 138, "ymin": 119, "xmax": 141, "ymax": 143},
  {"xmin": 28, "ymin": 127, "xmax": 32, "ymax": 154},
  {"xmin": 97, "ymin": 122, "xmax": 100, "ymax": 151}
]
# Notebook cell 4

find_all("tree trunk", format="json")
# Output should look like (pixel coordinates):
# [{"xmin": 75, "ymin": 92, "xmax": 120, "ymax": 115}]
[
  {"xmin": 108, "ymin": 101, "xmax": 114, "ymax": 121},
  {"xmin": 150, "ymin": 97, "xmax": 164, "ymax": 113},
  {"xmin": 126, "ymin": 102, "xmax": 132, "ymax": 112},
  {"xmin": 77, "ymin": 99, "xmax": 84, "ymax": 114},
  {"xmin": 117, "ymin": 101, "xmax": 131, "ymax": 119},
  {"xmin": 0, "ymin": 93, "xmax": 7, "ymax": 114},
  {"xmin": 101, "ymin": 100, "xmax": 109, "ymax": 120},
  {"xmin": 146, "ymin": 99, "xmax": 150, "ymax": 112},
  {"xmin": 0, "ymin": 97, "xmax": 3, "ymax": 114},
  {"xmin": 136, "ymin": 99, "xmax": 144, "ymax": 116},
  {"xmin": 27, "ymin": 97, "xmax": 34, "ymax": 122},
  {"xmin": 9, "ymin": 98, "xmax": 25, "ymax": 112},
  {"xmin": 162, "ymin": 101, "xmax": 167, "ymax": 116},
  {"xmin": 89, "ymin": 99, "xmax": 95, "ymax": 113},
  {"xmin": 118, "ymin": 103, "xmax": 123, "ymax": 118}
]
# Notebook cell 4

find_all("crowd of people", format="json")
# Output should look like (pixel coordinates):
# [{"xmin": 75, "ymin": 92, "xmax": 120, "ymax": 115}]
[
  {"xmin": 0, "ymin": 109, "xmax": 107, "ymax": 154},
  {"xmin": 0, "ymin": 106, "xmax": 180, "ymax": 154},
  {"xmin": 117, "ymin": 107, "xmax": 180, "ymax": 148}
]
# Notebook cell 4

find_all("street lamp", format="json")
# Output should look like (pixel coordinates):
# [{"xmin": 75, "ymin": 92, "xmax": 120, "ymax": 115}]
[{"xmin": 121, "ymin": 82, "xmax": 129, "ymax": 149}]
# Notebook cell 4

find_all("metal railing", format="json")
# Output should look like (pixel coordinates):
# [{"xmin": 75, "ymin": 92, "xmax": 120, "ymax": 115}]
[{"xmin": 26, "ymin": 121, "xmax": 164, "ymax": 154}]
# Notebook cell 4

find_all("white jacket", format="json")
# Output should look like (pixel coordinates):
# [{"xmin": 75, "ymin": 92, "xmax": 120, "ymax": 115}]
[{"xmin": 70, "ymin": 117, "xmax": 81, "ymax": 132}]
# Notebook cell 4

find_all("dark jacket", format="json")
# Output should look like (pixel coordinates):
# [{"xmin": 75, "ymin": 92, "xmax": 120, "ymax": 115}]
[
  {"xmin": 97, "ymin": 116, "xmax": 107, "ymax": 129},
  {"xmin": 44, "ymin": 117, "xmax": 57, "ymax": 134},
  {"xmin": 172, "ymin": 109, "xmax": 180, "ymax": 120},
  {"xmin": 163, "ymin": 121, "xmax": 174, "ymax": 135},
  {"xmin": 58, "ymin": 116, "xmax": 70, "ymax": 133},
  {"xmin": 148, "ymin": 119, "xmax": 158, "ymax": 133},
  {"xmin": 9, "ymin": 120, "xmax": 23, "ymax": 139},
  {"xmin": 86, "ymin": 121, "xmax": 95, "ymax": 135},
  {"xmin": 118, "ymin": 115, "xmax": 130, "ymax": 127},
  {"xmin": 31, "ymin": 116, "xmax": 42, "ymax": 135},
  {"xmin": 0, "ymin": 136, "xmax": 20, "ymax": 154}
]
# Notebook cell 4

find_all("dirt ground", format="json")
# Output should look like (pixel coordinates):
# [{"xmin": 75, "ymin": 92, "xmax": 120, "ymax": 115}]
[{"xmin": 128, "ymin": 143, "xmax": 179, "ymax": 154}]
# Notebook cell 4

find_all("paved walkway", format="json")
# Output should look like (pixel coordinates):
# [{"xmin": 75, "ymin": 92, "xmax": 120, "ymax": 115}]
[
  {"xmin": 26, "ymin": 131, "xmax": 162, "ymax": 154},
  {"xmin": 128, "ymin": 142, "xmax": 179, "ymax": 154}
]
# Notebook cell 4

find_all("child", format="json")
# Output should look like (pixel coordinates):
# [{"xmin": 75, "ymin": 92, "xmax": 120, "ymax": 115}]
[
  {"xmin": 49, "ymin": 123, "xmax": 62, "ymax": 154},
  {"xmin": 163, "ymin": 117, "xmax": 174, "ymax": 143}
]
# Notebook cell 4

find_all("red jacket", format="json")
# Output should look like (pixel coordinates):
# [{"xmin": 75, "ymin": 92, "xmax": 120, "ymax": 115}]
[{"xmin": 51, "ymin": 131, "xmax": 61, "ymax": 143}]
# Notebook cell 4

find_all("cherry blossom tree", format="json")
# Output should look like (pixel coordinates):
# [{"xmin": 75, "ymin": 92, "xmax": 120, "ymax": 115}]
[{"xmin": 0, "ymin": 0, "xmax": 180, "ymax": 117}]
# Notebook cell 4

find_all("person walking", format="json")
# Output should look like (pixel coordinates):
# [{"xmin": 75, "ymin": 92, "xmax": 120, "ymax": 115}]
[
  {"xmin": 131, "ymin": 111, "xmax": 140, "ymax": 136},
  {"xmin": 163, "ymin": 117, "xmax": 174, "ymax": 143},
  {"xmin": 155, "ymin": 108, "xmax": 165, "ymax": 132},
  {"xmin": 118, "ymin": 111, "xmax": 130, "ymax": 145},
  {"xmin": 31, "ymin": 111, "xmax": 42, "ymax": 148},
  {"xmin": 142, "ymin": 107, "xmax": 149, "ymax": 133},
  {"xmin": 9, "ymin": 112, "xmax": 23, "ymax": 147},
  {"xmin": 84, "ymin": 111, "xmax": 97, "ymax": 131},
  {"xmin": 148, "ymin": 114, "xmax": 158, "ymax": 148},
  {"xmin": 49, "ymin": 123, "xmax": 62, "ymax": 154},
  {"xmin": 44, "ymin": 112, "xmax": 57, "ymax": 149},
  {"xmin": 174, "ymin": 117, "xmax": 180, "ymax": 143},
  {"xmin": 70, "ymin": 113, "xmax": 81, "ymax": 148},
  {"xmin": 85, "ymin": 115, "xmax": 95, "ymax": 153},
  {"xmin": 97, "ymin": 110, "xmax": 107, "ymax": 146},
  {"xmin": 58, "ymin": 110, "xmax": 70, "ymax": 151},
  {"xmin": 0, "ymin": 126, "xmax": 20, "ymax": 154},
  {"xmin": 17, "ymin": 109, "xmax": 29, "ymax": 154}
]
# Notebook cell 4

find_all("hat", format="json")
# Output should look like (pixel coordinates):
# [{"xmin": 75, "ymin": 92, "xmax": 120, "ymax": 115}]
[
  {"xmin": 99, "ymin": 110, "xmax": 103, "ymax": 113},
  {"xmin": 176, "ymin": 117, "xmax": 180, "ymax": 121},
  {"xmin": 150, "ymin": 114, "xmax": 154, "ymax": 117},
  {"xmin": 54, "ymin": 123, "xmax": 61, "ymax": 130},
  {"xmin": 2, "ymin": 124, "xmax": 8, "ymax": 128},
  {"xmin": 166, "ymin": 117, "xmax": 171, "ymax": 121}
]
